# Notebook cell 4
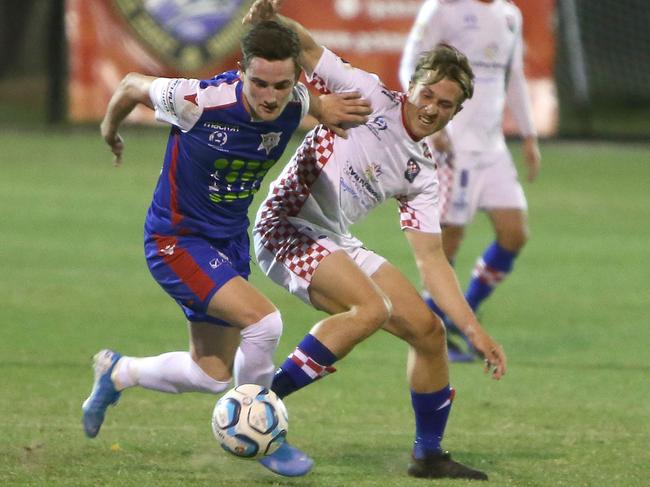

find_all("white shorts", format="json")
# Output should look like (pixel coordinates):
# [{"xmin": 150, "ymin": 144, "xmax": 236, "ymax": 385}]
[
  {"xmin": 253, "ymin": 216, "xmax": 386, "ymax": 305},
  {"xmin": 438, "ymin": 148, "xmax": 527, "ymax": 226}
]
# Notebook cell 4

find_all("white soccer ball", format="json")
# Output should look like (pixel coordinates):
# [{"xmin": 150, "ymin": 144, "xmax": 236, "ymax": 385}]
[{"xmin": 212, "ymin": 384, "xmax": 288, "ymax": 459}]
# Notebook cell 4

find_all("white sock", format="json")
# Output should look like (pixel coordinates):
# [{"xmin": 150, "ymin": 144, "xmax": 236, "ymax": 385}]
[
  {"xmin": 112, "ymin": 351, "xmax": 229, "ymax": 394},
  {"xmin": 234, "ymin": 311, "xmax": 283, "ymax": 388}
]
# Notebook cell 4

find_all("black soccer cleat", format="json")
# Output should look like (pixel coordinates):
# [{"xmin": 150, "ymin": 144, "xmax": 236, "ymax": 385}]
[{"xmin": 408, "ymin": 450, "xmax": 488, "ymax": 481}]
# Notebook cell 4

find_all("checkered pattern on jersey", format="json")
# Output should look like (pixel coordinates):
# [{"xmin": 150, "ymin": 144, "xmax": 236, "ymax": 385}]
[
  {"xmin": 397, "ymin": 196, "xmax": 421, "ymax": 230},
  {"xmin": 437, "ymin": 163, "xmax": 454, "ymax": 222},
  {"xmin": 255, "ymin": 126, "xmax": 336, "ymax": 282},
  {"xmin": 308, "ymin": 73, "xmax": 331, "ymax": 95}
]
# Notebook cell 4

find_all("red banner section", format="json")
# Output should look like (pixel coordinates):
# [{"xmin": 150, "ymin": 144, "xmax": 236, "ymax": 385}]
[{"xmin": 67, "ymin": 0, "xmax": 556, "ymax": 134}]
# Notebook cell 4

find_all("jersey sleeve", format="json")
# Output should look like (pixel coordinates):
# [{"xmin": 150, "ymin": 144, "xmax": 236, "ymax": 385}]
[
  {"xmin": 149, "ymin": 77, "xmax": 202, "ymax": 132},
  {"xmin": 399, "ymin": 0, "xmax": 446, "ymax": 90},
  {"xmin": 292, "ymin": 82, "xmax": 310, "ymax": 121},
  {"xmin": 396, "ymin": 189, "xmax": 441, "ymax": 234},
  {"xmin": 505, "ymin": 9, "xmax": 536, "ymax": 138},
  {"xmin": 307, "ymin": 48, "xmax": 383, "ymax": 100}
]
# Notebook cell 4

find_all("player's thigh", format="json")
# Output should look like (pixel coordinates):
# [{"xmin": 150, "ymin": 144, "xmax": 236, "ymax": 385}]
[
  {"xmin": 370, "ymin": 261, "xmax": 444, "ymax": 349},
  {"xmin": 189, "ymin": 320, "xmax": 241, "ymax": 381},
  {"xmin": 206, "ymin": 276, "xmax": 277, "ymax": 329},
  {"xmin": 309, "ymin": 250, "xmax": 390, "ymax": 317}
]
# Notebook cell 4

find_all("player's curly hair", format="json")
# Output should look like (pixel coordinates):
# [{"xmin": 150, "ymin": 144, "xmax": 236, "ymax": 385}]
[
  {"xmin": 411, "ymin": 43, "xmax": 474, "ymax": 102},
  {"xmin": 240, "ymin": 20, "xmax": 301, "ymax": 74}
]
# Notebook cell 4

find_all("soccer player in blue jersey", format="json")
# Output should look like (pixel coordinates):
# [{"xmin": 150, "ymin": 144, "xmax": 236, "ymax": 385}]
[{"xmin": 81, "ymin": 20, "xmax": 370, "ymax": 477}]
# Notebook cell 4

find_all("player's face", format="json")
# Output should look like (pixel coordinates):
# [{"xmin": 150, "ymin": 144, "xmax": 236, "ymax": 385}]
[
  {"xmin": 404, "ymin": 78, "xmax": 463, "ymax": 140},
  {"xmin": 241, "ymin": 57, "xmax": 298, "ymax": 122}
]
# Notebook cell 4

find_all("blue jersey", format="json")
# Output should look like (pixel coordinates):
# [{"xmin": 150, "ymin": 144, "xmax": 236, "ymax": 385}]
[{"xmin": 145, "ymin": 71, "xmax": 309, "ymax": 239}]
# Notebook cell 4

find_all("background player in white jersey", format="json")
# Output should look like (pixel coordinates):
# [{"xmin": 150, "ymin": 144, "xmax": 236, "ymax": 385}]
[
  {"xmin": 400, "ymin": 0, "xmax": 541, "ymax": 361},
  {"xmin": 82, "ymin": 19, "xmax": 370, "ymax": 477},
  {"xmin": 246, "ymin": 0, "xmax": 506, "ymax": 480}
]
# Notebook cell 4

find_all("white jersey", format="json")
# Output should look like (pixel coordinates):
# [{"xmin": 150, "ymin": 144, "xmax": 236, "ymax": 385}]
[
  {"xmin": 399, "ymin": 0, "xmax": 535, "ymax": 152},
  {"xmin": 255, "ymin": 48, "xmax": 441, "ymax": 246}
]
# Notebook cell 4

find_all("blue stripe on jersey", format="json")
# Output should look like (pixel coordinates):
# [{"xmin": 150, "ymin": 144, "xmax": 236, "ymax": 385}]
[{"xmin": 145, "ymin": 71, "xmax": 303, "ymax": 239}]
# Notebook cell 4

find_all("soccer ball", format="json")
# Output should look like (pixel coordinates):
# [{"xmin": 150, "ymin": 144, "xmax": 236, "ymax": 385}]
[{"xmin": 212, "ymin": 384, "xmax": 288, "ymax": 459}]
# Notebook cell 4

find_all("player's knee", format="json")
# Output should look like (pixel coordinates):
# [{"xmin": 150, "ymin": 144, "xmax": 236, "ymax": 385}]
[
  {"xmin": 498, "ymin": 226, "xmax": 528, "ymax": 251},
  {"xmin": 242, "ymin": 310, "xmax": 283, "ymax": 344},
  {"xmin": 412, "ymin": 314, "xmax": 446, "ymax": 353},
  {"xmin": 355, "ymin": 293, "xmax": 392, "ymax": 338}
]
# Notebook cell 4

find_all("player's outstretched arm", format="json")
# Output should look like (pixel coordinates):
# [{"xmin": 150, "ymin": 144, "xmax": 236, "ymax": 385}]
[
  {"xmin": 404, "ymin": 229, "xmax": 507, "ymax": 379},
  {"xmin": 243, "ymin": 0, "xmax": 323, "ymax": 74},
  {"xmin": 100, "ymin": 73, "xmax": 155, "ymax": 166}
]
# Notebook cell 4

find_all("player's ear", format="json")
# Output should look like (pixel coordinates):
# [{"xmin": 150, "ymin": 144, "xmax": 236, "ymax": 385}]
[
  {"xmin": 237, "ymin": 61, "xmax": 244, "ymax": 75},
  {"xmin": 454, "ymin": 104, "xmax": 464, "ymax": 115}
]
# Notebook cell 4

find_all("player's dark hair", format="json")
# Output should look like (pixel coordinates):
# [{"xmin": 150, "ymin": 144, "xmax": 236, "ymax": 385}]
[
  {"xmin": 240, "ymin": 21, "xmax": 301, "ymax": 73},
  {"xmin": 411, "ymin": 44, "xmax": 475, "ymax": 102}
]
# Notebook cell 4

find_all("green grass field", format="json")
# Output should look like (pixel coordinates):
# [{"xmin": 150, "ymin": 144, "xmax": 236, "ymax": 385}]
[{"xmin": 1, "ymin": 128, "xmax": 648, "ymax": 486}]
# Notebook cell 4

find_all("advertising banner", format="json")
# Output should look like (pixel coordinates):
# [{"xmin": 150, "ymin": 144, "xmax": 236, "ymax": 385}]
[{"xmin": 67, "ymin": 0, "xmax": 556, "ymax": 134}]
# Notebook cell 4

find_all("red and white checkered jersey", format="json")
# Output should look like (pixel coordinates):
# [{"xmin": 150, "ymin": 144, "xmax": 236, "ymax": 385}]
[
  {"xmin": 399, "ymin": 0, "xmax": 535, "ymax": 152},
  {"xmin": 255, "ymin": 48, "xmax": 441, "ymax": 240}
]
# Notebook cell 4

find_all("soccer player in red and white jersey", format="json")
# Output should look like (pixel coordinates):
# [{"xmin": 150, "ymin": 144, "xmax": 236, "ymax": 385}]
[
  {"xmin": 246, "ymin": 0, "xmax": 506, "ymax": 480},
  {"xmin": 400, "ymin": 0, "xmax": 541, "ymax": 361}
]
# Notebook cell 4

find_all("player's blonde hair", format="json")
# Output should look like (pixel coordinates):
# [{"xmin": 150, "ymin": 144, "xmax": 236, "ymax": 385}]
[{"xmin": 411, "ymin": 44, "xmax": 474, "ymax": 103}]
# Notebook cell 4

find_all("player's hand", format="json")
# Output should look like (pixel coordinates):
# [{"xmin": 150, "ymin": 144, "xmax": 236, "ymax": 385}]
[
  {"xmin": 430, "ymin": 129, "xmax": 454, "ymax": 168},
  {"xmin": 243, "ymin": 0, "xmax": 281, "ymax": 24},
  {"xmin": 523, "ymin": 136, "xmax": 541, "ymax": 182},
  {"xmin": 318, "ymin": 92, "xmax": 372, "ymax": 139},
  {"xmin": 101, "ymin": 122, "xmax": 125, "ymax": 167},
  {"xmin": 468, "ymin": 330, "xmax": 507, "ymax": 380}
]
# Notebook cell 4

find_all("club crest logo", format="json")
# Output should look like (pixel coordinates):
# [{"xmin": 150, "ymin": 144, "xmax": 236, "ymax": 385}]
[
  {"xmin": 258, "ymin": 131, "xmax": 282, "ymax": 155},
  {"xmin": 404, "ymin": 158, "xmax": 421, "ymax": 183},
  {"xmin": 113, "ymin": 0, "xmax": 254, "ymax": 71}
]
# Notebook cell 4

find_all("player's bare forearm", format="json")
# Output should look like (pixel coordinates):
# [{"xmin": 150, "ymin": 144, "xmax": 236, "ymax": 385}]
[
  {"xmin": 522, "ymin": 135, "xmax": 541, "ymax": 182},
  {"xmin": 100, "ymin": 73, "xmax": 154, "ymax": 165},
  {"xmin": 405, "ymin": 229, "xmax": 507, "ymax": 379}
]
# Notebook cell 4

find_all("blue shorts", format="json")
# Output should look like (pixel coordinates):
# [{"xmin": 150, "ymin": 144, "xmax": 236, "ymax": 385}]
[{"xmin": 145, "ymin": 231, "xmax": 251, "ymax": 326}]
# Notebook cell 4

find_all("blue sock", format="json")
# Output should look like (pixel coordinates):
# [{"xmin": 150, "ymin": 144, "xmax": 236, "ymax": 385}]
[
  {"xmin": 271, "ymin": 334, "xmax": 337, "ymax": 399},
  {"xmin": 465, "ymin": 242, "xmax": 517, "ymax": 311},
  {"xmin": 411, "ymin": 386, "xmax": 454, "ymax": 459},
  {"xmin": 422, "ymin": 258, "xmax": 455, "ymax": 321},
  {"xmin": 423, "ymin": 295, "xmax": 446, "ymax": 321}
]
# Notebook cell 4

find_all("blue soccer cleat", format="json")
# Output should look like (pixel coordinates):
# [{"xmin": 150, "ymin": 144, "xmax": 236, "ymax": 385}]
[
  {"xmin": 258, "ymin": 442, "xmax": 314, "ymax": 477},
  {"xmin": 82, "ymin": 349, "xmax": 122, "ymax": 438}
]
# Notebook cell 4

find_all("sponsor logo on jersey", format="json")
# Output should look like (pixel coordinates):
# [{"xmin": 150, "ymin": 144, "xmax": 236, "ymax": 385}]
[
  {"xmin": 258, "ymin": 131, "xmax": 282, "ymax": 155},
  {"xmin": 364, "ymin": 162, "xmax": 383, "ymax": 182},
  {"xmin": 340, "ymin": 177, "xmax": 360, "ymax": 200},
  {"xmin": 204, "ymin": 122, "xmax": 240, "ymax": 132},
  {"xmin": 113, "ymin": 0, "xmax": 254, "ymax": 71},
  {"xmin": 208, "ymin": 131, "xmax": 228, "ymax": 147},
  {"xmin": 159, "ymin": 243, "xmax": 176, "ymax": 256},
  {"xmin": 404, "ymin": 158, "xmax": 421, "ymax": 183},
  {"xmin": 463, "ymin": 14, "xmax": 479, "ymax": 30},
  {"xmin": 345, "ymin": 164, "xmax": 380, "ymax": 201},
  {"xmin": 485, "ymin": 42, "xmax": 500, "ymax": 60},
  {"xmin": 209, "ymin": 157, "xmax": 276, "ymax": 203},
  {"xmin": 380, "ymin": 87, "xmax": 401, "ymax": 105},
  {"xmin": 365, "ymin": 116, "xmax": 388, "ymax": 140},
  {"xmin": 209, "ymin": 251, "xmax": 231, "ymax": 269}
]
